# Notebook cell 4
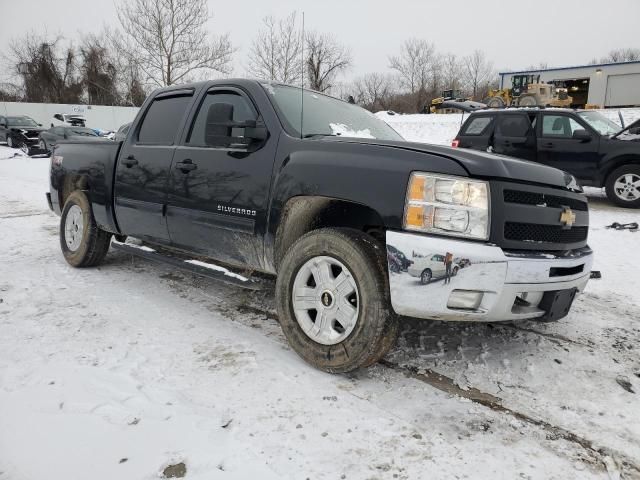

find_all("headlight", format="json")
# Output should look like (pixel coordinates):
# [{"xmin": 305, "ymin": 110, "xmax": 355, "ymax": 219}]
[{"xmin": 404, "ymin": 172, "xmax": 490, "ymax": 240}]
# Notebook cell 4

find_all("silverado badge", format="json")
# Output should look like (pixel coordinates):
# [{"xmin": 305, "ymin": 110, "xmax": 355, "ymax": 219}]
[{"xmin": 560, "ymin": 207, "xmax": 576, "ymax": 229}]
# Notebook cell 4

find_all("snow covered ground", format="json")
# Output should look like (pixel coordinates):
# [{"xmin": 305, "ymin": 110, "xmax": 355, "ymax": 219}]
[{"xmin": 1, "ymin": 120, "xmax": 640, "ymax": 480}]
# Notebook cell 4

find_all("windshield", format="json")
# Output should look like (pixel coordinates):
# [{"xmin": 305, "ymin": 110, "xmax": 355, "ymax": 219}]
[
  {"xmin": 69, "ymin": 128, "xmax": 98, "ymax": 137},
  {"xmin": 263, "ymin": 83, "xmax": 403, "ymax": 141},
  {"xmin": 577, "ymin": 111, "xmax": 620, "ymax": 136},
  {"xmin": 7, "ymin": 116, "xmax": 39, "ymax": 127}
]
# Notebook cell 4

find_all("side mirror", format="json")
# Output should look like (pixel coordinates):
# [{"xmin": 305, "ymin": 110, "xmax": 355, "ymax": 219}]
[
  {"xmin": 38, "ymin": 123, "xmax": 43, "ymax": 127},
  {"xmin": 205, "ymin": 103, "xmax": 265, "ymax": 147},
  {"xmin": 572, "ymin": 129, "xmax": 592, "ymax": 142},
  {"xmin": 629, "ymin": 127, "xmax": 640, "ymax": 135}
]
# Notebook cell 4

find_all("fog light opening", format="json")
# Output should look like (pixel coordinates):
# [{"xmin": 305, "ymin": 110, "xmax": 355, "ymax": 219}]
[{"xmin": 447, "ymin": 290, "xmax": 484, "ymax": 310}]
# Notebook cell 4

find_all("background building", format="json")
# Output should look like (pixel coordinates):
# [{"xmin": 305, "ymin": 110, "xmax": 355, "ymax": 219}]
[{"xmin": 499, "ymin": 61, "xmax": 640, "ymax": 108}]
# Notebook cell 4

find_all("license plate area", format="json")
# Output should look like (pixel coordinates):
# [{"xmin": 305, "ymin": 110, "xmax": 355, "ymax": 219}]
[{"xmin": 539, "ymin": 288, "xmax": 578, "ymax": 321}]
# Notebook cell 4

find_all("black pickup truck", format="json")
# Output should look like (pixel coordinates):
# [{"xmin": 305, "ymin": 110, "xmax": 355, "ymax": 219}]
[
  {"xmin": 452, "ymin": 108, "xmax": 640, "ymax": 207},
  {"xmin": 48, "ymin": 79, "xmax": 593, "ymax": 373}
]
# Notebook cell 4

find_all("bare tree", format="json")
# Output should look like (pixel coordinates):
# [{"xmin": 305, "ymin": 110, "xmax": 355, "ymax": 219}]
[
  {"xmin": 8, "ymin": 33, "xmax": 83, "ymax": 104},
  {"xmin": 463, "ymin": 50, "xmax": 495, "ymax": 100},
  {"xmin": 79, "ymin": 34, "xmax": 119, "ymax": 105},
  {"xmin": 247, "ymin": 12, "xmax": 303, "ymax": 84},
  {"xmin": 602, "ymin": 48, "xmax": 640, "ymax": 63},
  {"xmin": 389, "ymin": 38, "xmax": 438, "ymax": 111},
  {"xmin": 442, "ymin": 53, "xmax": 463, "ymax": 93},
  {"xmin": 305, "ymin": 32, "xmax": 351, "ymax": 92},
  {"xmin": 114, "ymin": 0, "xmax": 234, "ymax": 87},
  {"xmin": 353, "ymin": 73, "xmax": 395, "ymax": 111}
]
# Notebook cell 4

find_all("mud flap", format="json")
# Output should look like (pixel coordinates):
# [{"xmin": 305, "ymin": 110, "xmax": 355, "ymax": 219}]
[{"xmin": 539, "ymin": 288, "xmax": 578, "ymax": 322}]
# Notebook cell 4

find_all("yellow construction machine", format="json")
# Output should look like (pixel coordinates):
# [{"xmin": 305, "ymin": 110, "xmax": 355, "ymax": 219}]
[{"xmin": 484, "ymin": 74, "xmax": 572, "ymax": 108}]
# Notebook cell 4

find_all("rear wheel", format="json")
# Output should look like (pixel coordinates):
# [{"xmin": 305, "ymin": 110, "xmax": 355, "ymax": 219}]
[
  {"xmin": 60, "ymin": 190, "xmax": 112, "ymax": 267},
  {"xmin": 485, "ymin": 97, "xmax": 505, "ymax": 109},
  {"xmin": 518, "ymin": 95, "xmax": 537, "ymax": 107},
  {"xmin": 275, "ymin": 228, "xmax": 398, "ymax": 373},
  {"xmin": 605, "ymin": 165, "xmax": 640, "ymax": 208}
]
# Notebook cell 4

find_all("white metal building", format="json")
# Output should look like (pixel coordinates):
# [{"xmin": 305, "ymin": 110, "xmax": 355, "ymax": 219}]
[{"xmin": 499, "ymin": 61, "xmax": 640, "ymax": 108}]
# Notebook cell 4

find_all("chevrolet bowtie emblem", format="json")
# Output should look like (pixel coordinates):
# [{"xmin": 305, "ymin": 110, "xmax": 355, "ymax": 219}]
[{"xmin": 560, "ymin": 207, "xmax": 576, "ymax": 229}]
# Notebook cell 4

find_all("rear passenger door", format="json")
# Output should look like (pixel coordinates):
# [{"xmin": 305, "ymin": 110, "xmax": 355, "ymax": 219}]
[
  {"xmin": 457, "ymin": 115, "xmax": 495, "ymax": 151},
  {"xmin": 492, "ymin": 113, "xmax": 537, "ymax": 161},
  {"xmin": 114, "ymin": 89, "xmax": 194, "ymax": 242}
]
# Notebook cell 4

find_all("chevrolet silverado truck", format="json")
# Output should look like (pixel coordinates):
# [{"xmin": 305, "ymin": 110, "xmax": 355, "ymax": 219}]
[{"xmin": 48, "ymin": 79, "xmax": 594, "ymax": 373}]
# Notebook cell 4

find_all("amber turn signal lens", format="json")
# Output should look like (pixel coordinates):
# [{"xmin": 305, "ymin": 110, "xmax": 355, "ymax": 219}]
[
  {"xmin": 405, "ymin": 205, "xmax": 425, "ymax": 228},
  {"xmin": 408, "ymin": 175, "xmax": 426, "ymax": 201}
]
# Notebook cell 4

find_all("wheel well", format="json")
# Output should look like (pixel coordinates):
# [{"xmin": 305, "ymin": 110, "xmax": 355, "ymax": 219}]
[
  {"xmin": 59, "ymin": 175, "xmax": 89, "ymax": 208},
  {"xmin": 601, "ymin": 157, "xmax": 640, "ymax": 186},
  {"xmin": 274, "ymin": 196, "xmax": 385, "ymax": 270}
]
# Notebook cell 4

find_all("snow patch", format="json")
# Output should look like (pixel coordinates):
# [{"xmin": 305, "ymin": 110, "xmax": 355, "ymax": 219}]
[
  {"xmin": 185, "ymin": 259, "xmax": 248, "ymax": 282},
  {"xmin": 329, "ymin": 123, "xmax": 375, "ymax": 139}
]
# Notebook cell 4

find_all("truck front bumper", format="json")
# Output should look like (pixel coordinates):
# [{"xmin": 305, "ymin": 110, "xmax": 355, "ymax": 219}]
[{"xmin": 386, "ymin": 230, "xmax": 593, "ymax": 322}]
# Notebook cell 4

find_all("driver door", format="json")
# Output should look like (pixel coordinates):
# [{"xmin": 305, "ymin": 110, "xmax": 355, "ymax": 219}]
[
  {"xmin": 166, "ymin": 87, "xmax": 275, "ymax": 269},
  {"xmin": 536, "ymin": 113, "xmax": 600, "ymax": 181}
]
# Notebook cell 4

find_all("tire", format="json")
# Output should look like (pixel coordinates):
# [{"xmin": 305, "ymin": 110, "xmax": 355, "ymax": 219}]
[
  {"xmin": 485, "ymin": 97, "xmax": 505, "ymax": 109},
  {"xmin": 7, "ymin": 135, "xmax": 14, "ymax": 148},
  {"xmin": 275, "ymin": 228, "xmax": 398, "ymax": 373},
  {"xmin": 60, "ymin": 190, "xmax": 112, "ymax": 267},
  {"xmin": 605, "ymin": 165, "xmax": 640, "ymax": 208},
  {"xmin": 39, "ymin": 139, "xmax": 48, "ymax": 152},
  {"xmin": 420, "ymin": 269, "xmax": 432, "ymax": 285},
  {"xmin": 518, "ymin": 95, "xmax": 537, "ymax": 107},
  {"xmin": 452, "ymin": 266, "xmax": 459, "ymax": 276}
]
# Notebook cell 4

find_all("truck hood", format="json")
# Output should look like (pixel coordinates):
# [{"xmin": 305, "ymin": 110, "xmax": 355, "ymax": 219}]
[{"xmin": 324, "ymin": 137, "xmax": 579, "ymax": 191}]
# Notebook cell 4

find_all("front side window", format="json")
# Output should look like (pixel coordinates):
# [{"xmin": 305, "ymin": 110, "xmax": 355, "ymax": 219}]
[
  {"xmin": 137, "ymin": 95, "xmax": 192, "ymax": 145},
  {"xmin": 187, "ymin": 91, "xmax": 257, "ymax": 146},
  {"xmin": 263, "ymin": 83, "xmax": 404, "ymax": 141},
  {"xmin": 542, "ymin": 115, "xmax": 584, "ymax": 138}
]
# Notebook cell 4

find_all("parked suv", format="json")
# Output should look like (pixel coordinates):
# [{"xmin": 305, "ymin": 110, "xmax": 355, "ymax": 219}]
[{"xmin": 452, "ymin": 109, "xmax": 640, "ymax": 207}]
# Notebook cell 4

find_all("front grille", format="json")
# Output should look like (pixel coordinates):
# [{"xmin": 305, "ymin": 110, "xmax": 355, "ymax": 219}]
[
  {"xmin": 504, "ymin": 222, "xmax": 588, "ymax": 244},
  {"xmin": 504, "ymin": 189, "xmax": 588, "ymax": 211}
]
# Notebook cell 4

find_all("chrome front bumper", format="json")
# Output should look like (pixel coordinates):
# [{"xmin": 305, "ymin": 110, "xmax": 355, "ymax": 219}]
[{"xmin": 386, "ymin": 230, "xmax": 593, "ymax": 322}]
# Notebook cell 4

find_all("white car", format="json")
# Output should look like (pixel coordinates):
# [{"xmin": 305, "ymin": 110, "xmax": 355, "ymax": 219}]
[{"xmin": 408, "ymin": 253, "xmax": 458, "ymax": 284}]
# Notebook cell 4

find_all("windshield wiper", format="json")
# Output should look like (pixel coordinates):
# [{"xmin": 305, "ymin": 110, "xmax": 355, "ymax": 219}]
[{"xmin": 302, "ymin": 133, "xmax": 338, "ymax": 139}]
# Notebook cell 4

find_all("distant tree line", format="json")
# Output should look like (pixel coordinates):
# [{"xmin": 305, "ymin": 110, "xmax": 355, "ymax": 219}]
[{"xmin": 0, "ymin": 0, "xmax": 637, "ymax": 113}]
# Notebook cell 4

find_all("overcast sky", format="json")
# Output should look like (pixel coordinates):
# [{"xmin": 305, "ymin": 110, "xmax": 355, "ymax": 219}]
[{"xmin": 2, "ymin": 0, "xmax": 639, "ymax": 81}]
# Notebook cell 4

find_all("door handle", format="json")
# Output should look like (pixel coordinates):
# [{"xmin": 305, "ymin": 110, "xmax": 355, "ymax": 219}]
[
  {"xmin": 175, "ymin": 160, "xmax": 197, "ymax": 172},
  {"xmin": 122, "ymin": 156, "xmax": 138, "ymax": 167},
  {"xmin": 543, "ymin": 142, "xmax": 554, "ymax": 148}
]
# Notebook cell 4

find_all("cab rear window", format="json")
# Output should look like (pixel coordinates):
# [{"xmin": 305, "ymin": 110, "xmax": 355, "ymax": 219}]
[{"xmin": 462, "ymin": 116, "xmax": 493, "ymax": 135}]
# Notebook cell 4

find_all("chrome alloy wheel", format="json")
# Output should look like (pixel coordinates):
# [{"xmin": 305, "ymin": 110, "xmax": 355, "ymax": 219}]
[
  {"xmin": 291, "ymin": 256, "xmax": 359, "ymax": 345},
  {"xmin": 614, "ymin": 174, "xmax": 640, "ymax": 201},
  {"xmin": 64, "ymin": 205, "xmax": 84, "ymax": 251}
]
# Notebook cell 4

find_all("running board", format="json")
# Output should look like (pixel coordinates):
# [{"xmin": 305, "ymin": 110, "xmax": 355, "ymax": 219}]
[{"xmin": 111, "ymin": 240, "xmax": 262, "ymax": 290}]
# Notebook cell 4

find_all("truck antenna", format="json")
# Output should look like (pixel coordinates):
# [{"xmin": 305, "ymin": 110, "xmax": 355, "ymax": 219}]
[{"xmin": 300, "ymin": 11, "xmax": 305, "ymax": 139}]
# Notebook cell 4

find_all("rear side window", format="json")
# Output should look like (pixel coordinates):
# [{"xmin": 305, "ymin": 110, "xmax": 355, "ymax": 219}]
[
  {"xmin": 462, "ymin": 116, "xmax": 493, "ymax": 135},
  {"xmin": 496, "ymin": 115, "xmax": 533, "ymax": 137},
  {"xmin": 137, "ymin": 95, "xmax": 192, "ymax": 145}
]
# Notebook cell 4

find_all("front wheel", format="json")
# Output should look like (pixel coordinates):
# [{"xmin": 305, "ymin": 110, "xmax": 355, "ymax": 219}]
[
  {"xmin": 60, "ymin": 190, "xmax": 112, "ymax": 267},
  {"xmin": 605, "ymin": 165, "xmax": 640, "ymax": 208},
  {"xmin": 420, "ymin": 269, "xmax": 432, "ymax": 285},
  {"xmin": 7, "ymin": 135, "xmax": 14, "ymax": 148},
  {"xmin": 275, "ymin": 228, "xmax": 398, "ymax": 373}
]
